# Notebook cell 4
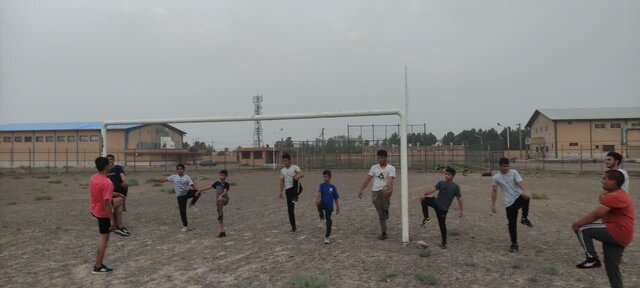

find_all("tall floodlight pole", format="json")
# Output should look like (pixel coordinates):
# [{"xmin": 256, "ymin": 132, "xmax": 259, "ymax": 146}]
[
  {"xmin": 253, "ymin": 95, "xmax": 264, "ymax": 147},
  {"xmin": 516, "ymin": 123, "xmax": 522, "ymax": 159},
  {"xmin": 402, "ymin": 66, "xmax": 409, "ymax": 242}
]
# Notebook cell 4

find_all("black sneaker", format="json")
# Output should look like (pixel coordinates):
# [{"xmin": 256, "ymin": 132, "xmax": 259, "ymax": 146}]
[
  {"xmin": 383, "ymin": 210, "xmax": 389, "ymax": 220},
  {"xmin": 521, "ymin": 218, "xmax": 533, "ymax": 228},
  {"xmin": 92, "ymin": 264, "xmax": 113, "ymax": 274},
  {"xmin": 218, "ymin": 232, "xmax": 226, "ymax": 238},
  {"xmin": 378, "ymin": 232, "xmax": 388, "ymax": 240},
  {"xmin": 421, "ymin": 217, "xmax": 432, "ymax": 226},
  {"xmin": 290, "ymin": 228, "xmax": 297, "ymax": 233},
  {"xmin": 114, "ymin": 227, "xmax": 131, "ymax": 237},
  {"xmin": 441, "ymin": 242, "xmax": 447, "ymax": 249},
  {"xmin": 576, "ymin": 258, "xmax": 602, "ymax": 269},
  {"xmin": 509, "ymin": 244, "xmax": 519, "ymax": 253}
]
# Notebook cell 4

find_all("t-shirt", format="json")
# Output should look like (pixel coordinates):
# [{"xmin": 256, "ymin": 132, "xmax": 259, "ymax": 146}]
[
  {"xmin": 166, "ymin": 174, "xmax": 194, "ymax": 197},
  {"xmin": 491, "ymin": 169, "xmax": 524, "ymax": 207},
  {"xmin": 107, "ymin": 165, "xmax": 125, "ymax": 186},
  {"xmin": 89, "ymin": 173, "xmax": 114, "ymax": 218},
  {"xmin": 619, "ymin": 168, "xmax": 630, "ymax": 193},
  {"xmin": 368, "ymin": 164, "xmax": 396, "ymax": 191},
  {"xmin": 212, "ymin": 181, "xmax": 230, "ymax": 199},
  {"xmin": 281, "ymin": 165, "xmax": 301, "ymax": 189},
  {"xmin": 600, "ymin": 189, "xmax": 635, "ymax": 247},
  {"xmin": 318, "ymin": 183, "xmax": 339, "ymax": 211},
  {"xmin": 433, "ymin": 181, "xmax": 462, "ymax": 211}
]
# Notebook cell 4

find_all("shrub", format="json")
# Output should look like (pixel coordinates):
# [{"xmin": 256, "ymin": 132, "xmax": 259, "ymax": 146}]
[
  {"xmin": 48, "ymin": 179, "xmax": 62, "ymax": 184},
  {"xmin": 531, "ymin": 192, "xmax": 548, "ymax": 200},
  {"xmin": 415, "ymin": 273, "xmax": 440, "ymax": 285},
  {"xmin": 379, "ymin": 271, "xmax": 398, "ymax": 282},
  {"xmin": 35, "ymin": 194, "xmax": 52, "ymax": 201},
  {"xmin": 287, "ymin": 273, "xmax": 328, "ymax": 288},
  {"xmin": 419, "ymin": 248, "xmax": 432, "ymax": 258},
  {"xmin": 128, "ymin": 179, "xmax": 139, "ymax": 187}
]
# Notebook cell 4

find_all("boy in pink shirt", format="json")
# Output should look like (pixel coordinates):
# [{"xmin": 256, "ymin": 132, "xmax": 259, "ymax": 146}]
[{"xmin": 89, "ymin": 156, "xmax": 115, "ymax": 274}]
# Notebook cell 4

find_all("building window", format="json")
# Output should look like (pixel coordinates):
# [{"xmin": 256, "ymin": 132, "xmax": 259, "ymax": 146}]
[
  {"xmin": 594, "ymin": 123, "xmax": 605, "ymax": 129},
  {"xmin": 24, "ymin": 136, "xmax": 33, "ymax": 142},
  {"xmin": 68, "ymin": 136, "xmax": 76, "ymax": 142},
  {"xmin": 57, "ymin": 136, "xmax": 65, "ymax": 142},
  {"xmin": 545, "ymin": 126, "xmax": 548, "ymax": 132},
  {"xmin": 631, "ymin": 122, "xmax": 640, "ymax": 127},
  {"xmin": 14, "ymin": 136, "xmax": 22, "ymax": 142},
  {"xmin": 253, "ymin": 151, "xmax": 263, "ymax": 159},
  {"xmin": 90, "ymin": 135, "xmax": 99, "ymax": 142},
  {"xmin": 46, "ymin": 136, "xmax": 54, "ymax": 142},
  {"xmin": 79, "ymin": 135, "xmax": 88, "ymax": 142},
  {"xmin": 2, "ymin": 137, "xmax": 11, "ymax": 142},
  {"xmin": 241, "ymin": 151, "xmax": 251, "ymax": 159},
  {"xmin": 602, "ymin": 145, "xmax": 615, "ymax": 152},
  {"xmin": 569, "ymin": 143, "xmax": 578, "ymax": 147},
  {"xmin": 36, "ymin": 136, "xmax": 43, "ymax": 142},
  {"xmin": 610, "ymin": 123, "xmax": 621, "ymax": 128}
]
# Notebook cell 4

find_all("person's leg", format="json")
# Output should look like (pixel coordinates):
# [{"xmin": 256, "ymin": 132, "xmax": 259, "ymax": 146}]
[
  {"xmin": 519, "ymin": 195, "xmax": 533, "ymax": 227},
  {"xmin": 112, "ymin": 197, "xmax": 125, "ymax": 228},
  {"xmin": 505, "ymin": 200, "xmax": 520, "ymax": 249},
  {"xmin": 371, "ymin": 190, "xmax": 387, "ymax": 237},
  {"xmin": 575, "ymin": 223, "xmax": 608, "ymax": 260},
  {"xmin": 94, "ymin": 217, "xmax": 111, "ymax": 271},
  {"xmin": 285, "ymin": 188, "xmax": 297, "ymax": 231},
  {"xmin": 188, "ymin": 189, "xmax": 200, "ymax": 206},
  {"xmin": 217, "ymin": 201, "xmax": 225, "ymax": 233},
  {"xmin": 603, "ymin": 243, "xmax": 625, "ymax": 288},
  {"xmin": 177, "ymin": 195, "xmax": 188, "ymax": 227},
  {"xmin": 382, "ymin": 187, "xmax": 391, "ymax": 219},
  {"xmin": 325, "ymin": 208, "xmax": 333, "ymax": 238},
  {"xmin": 420, "ymin": 197, "xmax": 431, "ymax": 220},
  {"xmin": 435, "ymin": 209, "xmax": 448, "ymax": 247}
]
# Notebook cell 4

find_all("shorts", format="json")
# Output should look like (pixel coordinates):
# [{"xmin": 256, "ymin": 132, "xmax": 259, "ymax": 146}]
[
  {"xmin": 93, "ymin": 214, "xmax": 111, "ymax": 234},
  {"xmin": 217, "ymin": 196, "xmax": 230, "ymax": 206}
]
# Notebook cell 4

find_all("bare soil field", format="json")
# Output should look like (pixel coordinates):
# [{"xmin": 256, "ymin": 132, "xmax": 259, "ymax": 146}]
[{"xmin": 0, "ymin": 168, "xmax": 638, "ymax": 288}]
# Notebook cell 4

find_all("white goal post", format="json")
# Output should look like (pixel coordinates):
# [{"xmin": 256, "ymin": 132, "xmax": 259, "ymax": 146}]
[{"xmin": 101, "ymin": 109, "xmax": 411, "ymax": 243}]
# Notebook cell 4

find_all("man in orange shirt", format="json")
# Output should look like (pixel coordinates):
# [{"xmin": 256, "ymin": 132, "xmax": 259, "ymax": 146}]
[
  {"xmin": 572, "ymin": 170, "xmax": 635, "ymax": 288},
  {"xmin": 89, "ymin": 156, "xmax": 116, "ymax": 274}
]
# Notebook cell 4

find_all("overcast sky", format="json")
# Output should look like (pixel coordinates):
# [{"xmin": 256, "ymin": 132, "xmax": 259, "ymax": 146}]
[{"xmin": 1, "ymin": 0, "xmax": 639, "ymax": 149}]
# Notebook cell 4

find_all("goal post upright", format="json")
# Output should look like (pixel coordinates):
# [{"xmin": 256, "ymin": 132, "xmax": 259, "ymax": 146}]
[{"xmin": 101, "ymin": 109, "xmax": 411, "ymax": 243}]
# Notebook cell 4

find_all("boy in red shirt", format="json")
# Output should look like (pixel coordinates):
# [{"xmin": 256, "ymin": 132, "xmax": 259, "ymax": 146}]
[
  {"xmin": 572, "ymin": 169, "xmax": 634, "ymax": 288},
  {"xmin": 89, "ymin": 156, "xmax": 115, "ymax": 274}
]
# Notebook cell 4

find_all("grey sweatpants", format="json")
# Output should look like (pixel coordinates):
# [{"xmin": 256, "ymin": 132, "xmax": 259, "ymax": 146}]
[
  {"xmin": 576, "ymin": 223, "xmax": 625, "ymax": 288},
  {"xmin": 372, "ymin": 189, "xmax": 390, "ymax": 234}
]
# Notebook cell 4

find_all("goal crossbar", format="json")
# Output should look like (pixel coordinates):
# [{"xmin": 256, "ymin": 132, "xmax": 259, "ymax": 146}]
[{"xmin": 101, "ymin": 109, "xmax": 411, "ymax": 243}]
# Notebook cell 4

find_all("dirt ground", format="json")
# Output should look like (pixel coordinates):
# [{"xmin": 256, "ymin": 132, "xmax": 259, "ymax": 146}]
[{"xmin": 0, "ymin": 168, "xmax": 638, "ymax": 288}]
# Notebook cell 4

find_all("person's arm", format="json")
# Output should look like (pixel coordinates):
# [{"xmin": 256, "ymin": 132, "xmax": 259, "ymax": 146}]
[
  {"xmin": 218, "ymin": 187, "xmax": 229, "ymax": 201},
  {"xmin": 279, "ymin": 178, "xmax": 285, "ymax": 199},
  {"xmin": 421, "ymin": 187, "xmax": 437, "ymax": 200},
  {"xmin": 293, "ymin": 167, "xmax": 304, "ymax": 181},
  {"xmin": 491, "ymin": 186, "xmax": 498, "ymax": 213},
  {"xmin": 103, "ymin": 199, "xmax": 115, "ymax": 230},
  {"xmin": 384, "ymin": 176, "xmax": 395, "ymax": 197},
  {"xmin": 150, "ymin": 177, "xmax": 169, "ymax": 183},
  {"xmin": 358, "ymin": 175, "xmax": 373, "ymax": 199},
  {"xmin": 457, "ymin": 197, "xmax": 464, "ymax": 217},
  {"xmin": 335, "ymin": 199, "xmax": 340, "ymax": 215},
  {"xmin": 315, "ymin": 192, "xmax": 321, "ymax": 206},
  {"xmin": 517, "ymin": 181, "xmax": 529, "ymax": 199},
  {"xmin": 120, "ymin": 172, "xmax": 128, "ymax": 188},
  {"xmin": 572, "ymin": 204, "xmax": 610, "ymax": 232}
]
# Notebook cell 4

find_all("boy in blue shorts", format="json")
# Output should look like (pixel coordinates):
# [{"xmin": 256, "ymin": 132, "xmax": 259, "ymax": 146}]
[
  {"xmin": 419, "ymin": 167, "xmax": 464, "ymax": 248},
  {"xmin": 197, "ymin": 170, "xmax": 231, "ymax": 238},
  {"xmin": 316, "ymin": 170, "xmax": 340, "ymax": 244}
]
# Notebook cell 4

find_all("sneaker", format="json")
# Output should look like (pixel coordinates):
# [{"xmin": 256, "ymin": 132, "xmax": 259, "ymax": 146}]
[
  {"xmin": 421, "ymin": 217, "xmax": 432, "ymax": 226},
  {"xmin": 441, "ymin": 242, "xmax": 447, "ymax": 249},
  {"xmin": 92, "ymin": 264, "xmax": 113, "ymax": 274},
  {"xmin": 218, "ymin": 232, "xmax": 227, "ymax": 238},
  {"xmin": 290, "ymin": 228, "xmax": 297, "ymax": 233},
  {"xmin": 521, "ymin": 218, "xmax": 533, "ymax": 228},
  {"xmin": 576, "ymin": 258, "xmax": 602, "ymax": 269},
  {"xmin": 383, "ymin": 210, "xmax": 389, "ymax": 220},
  {"xmin": 114, "ymin": 227, "xmax": 131, "ymax": 237},
  {"xmin": 181, "ymin": 226, "xmax": 190, "ymax": 232},
  {"xmin": 509, "ymin": 244, "xmax": 519, "ymax": 253},
  {"xmin": 324, "ymin": 237, "xmax": 330, "ymax": 244},
  {"xmin": 378, "ymin": 232, "xmax": 388, "ymax": 240},
  {"xmin": 318, "ymin": 219, "xmax": 324, "ymax": 228}
]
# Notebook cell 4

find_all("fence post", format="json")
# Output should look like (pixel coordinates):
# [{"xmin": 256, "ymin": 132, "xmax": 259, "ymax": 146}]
[
  {"xmin": 66, "ymin": 148, "xmax": 69, "ymax": 173},
  {"xmin": 28, "ymin": 147, "xmax": 32, "ymax": 175},
  {"xmin": 47, "ymin": 148, "xmax": 50, "ymax": 174},
  {"xmin": 580, "ymin": 145, "xmax": 583, "ymax": 172},
  {"xmin": 133, "ymin": 149, "xmax": 137, "ymax": 172}
]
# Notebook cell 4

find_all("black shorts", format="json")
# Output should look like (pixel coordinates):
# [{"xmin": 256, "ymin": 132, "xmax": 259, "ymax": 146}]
[
  {"xmin": 113, "ymin": 185, "xmax": 128, "ymax": 196},
  {"xmin": 93, "ymin": 214, "xmax": 111, "ymax": 234}
]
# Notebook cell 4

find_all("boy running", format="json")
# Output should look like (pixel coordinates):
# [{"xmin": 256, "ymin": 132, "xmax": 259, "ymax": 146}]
[
  {"xmin": 419, "ymin": 167, "xmax": 464, "ymax": 248},
  {"xmin": 197, "ymin": 170, "xmax": 231, "ymax": 238},
  {"xmin": 279, "ymin": 154, "xmax": 304, "ymax": 233},
  {"xmin": 151, "ymin": 164, "xmax": 200, "ymax": 231},
  {"xmin": 491, "ymin": 157, "xmax": 533, "ymax": 252},
  {"xmin": 358, "ymin": 149, "xmax": 396, "ymax": 240},
  {"xmin": 316, "ymin": 170, "xmax": 340, "ymax": 244},
  {"xmin": 89, "ymin": 156, "xmax": 115, "ymax": 274},
  {"xmin": 572, "ymin": 170, "xmax": 634, "ymax": 288},
  {"xmin": 106, "ymin": 154, "xmax": 130, "ymax": 236}
]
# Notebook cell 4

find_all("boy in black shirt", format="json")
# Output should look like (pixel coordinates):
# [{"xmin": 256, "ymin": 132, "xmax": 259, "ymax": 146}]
[
  {"xmin": 197, "ymin": 170, "xmax": 231, "ymax": 238},
  {"xmin": 419, "ymin": 167, "xmax": 464, "ymax": 248},
  {"xmin": 106, "ymin": 154, "xmax": 130, "ymax": 236}
]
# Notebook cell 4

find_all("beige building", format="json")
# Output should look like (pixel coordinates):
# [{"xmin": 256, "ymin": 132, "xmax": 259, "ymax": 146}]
[
  {"xmin": 0, "ymin": 122, "xmax": 197, "ymax": 167},
  {"xmin": 525, "ymin": 107, "xmax": 640, "ymax": 160}
]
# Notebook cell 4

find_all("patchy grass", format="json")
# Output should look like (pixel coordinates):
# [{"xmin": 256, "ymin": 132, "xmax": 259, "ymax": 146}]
[
  {"xmin": 35, "ymin": 194, "xmax": 52, "ymax": 201},
  {"xmin": 48, "ymin": 179, "xmax": 62, "ymax": 184},
  {"xmin": 152, "ymin": 182, "xmax": 163, "ymax": 187},
  {"xmin": 128, "ymin": 179, "xmax": 139, "ymax": 187},
  {"xmin": 7, "ymin": 201, "xmax": 17, "ymax": 205},
  {"xmin": 419, "ymin": 248, "xmax": 432, "ymax": 258},
  {"xmin": 532, "ymin": 192, "xmax": 549, "ymax": 200},
  {"xmin": 287, "ymin": 273, "xmax": 328, "ymax": 288},
  {"xmin": 415, "ymin": 273, "xmax": 440, "ymax": 286},
  {"xmin": 36, "ymin": 175, "xmax": 50, "ymax": 179},
  {"xmin": 511, "ymin": 264, "xmax": 521, "ymax": 269},
  {"xmin": 528, "ymin": 277, "xmax": 538, "ymax": 284},
  {"xmin": 543, "ymin": 266, "xmax": 559, "ymax": 276},
  {"xmin": 379, "ymin": 271, "xmax": 398, "ymax": 282},
  {"xmin": 13, "ymin": 175, "xmax": 23, "ymax": 180},
  {"xmin": 229, "ymin": 182, "xmax": 237, "ymax": 186},
  {"xmin": 463, "ymin": 261, "xmax": 477, "ymax": 267},
  {"xmin": 448, "ymin": 228, "xmax": 461, "ymax": 237}
]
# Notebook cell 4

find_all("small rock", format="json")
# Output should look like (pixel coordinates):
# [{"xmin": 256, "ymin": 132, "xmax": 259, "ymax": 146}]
[{"xmin": 415, "ymin": 240, "xmax": 429, "ymax": 248}]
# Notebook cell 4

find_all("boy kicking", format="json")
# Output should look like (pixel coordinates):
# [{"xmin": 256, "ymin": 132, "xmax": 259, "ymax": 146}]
[
  {"xmin": 279, "ymin": 154, "xmax": 304, "ymax": 233},
  {"xmin": 151, "ymin": 164, "xmax": 200, "ymax": 231},
  {"xmin": 358, "ymin": 149, "xmax": 396, "ymax": 240},
  {"xmin": 419, "ymin": 167, "xmax": 463, "ymax": 248},
  {"xmin": 197, "ymin": 170, "xmax": 231, "ymax": 238},
  {"xmin": 89, "ymin": 156, "xmax": 115, "ymax": 274},
  {"xmin": 572, "ymin": 170, "xmax": 634, "ymax": 288},
  {"xmin": 316, "ymin": 170, "xmax": 340, "ymax": 244},
  {"xmin": 106, "ymin": 154, "xmax": 130, "ymax": 236}
]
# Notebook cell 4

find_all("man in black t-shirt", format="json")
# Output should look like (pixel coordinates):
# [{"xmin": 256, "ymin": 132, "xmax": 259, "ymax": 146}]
[
  {"xmin": 197, "ymin": 170, "xmax": 231, "ymax": 238},
  {"xmin": 107, "ymin": 154, "xmax": 131, "ymax": 236}
]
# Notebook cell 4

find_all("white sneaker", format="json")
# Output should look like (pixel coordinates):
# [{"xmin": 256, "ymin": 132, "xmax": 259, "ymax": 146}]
[
  {"xmin": 318, "ymin": 220, "xmax": 324, "ymax": 228},
  {"xmin": 181, "ymin": 226, "xmax": 189, "ymax": 232},
  {"xmin": 324, "ymin": 237, "xmax": 330, "ymax": 244}
]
